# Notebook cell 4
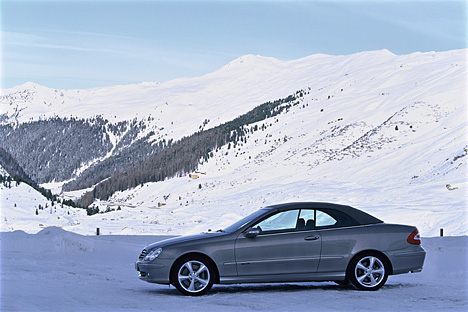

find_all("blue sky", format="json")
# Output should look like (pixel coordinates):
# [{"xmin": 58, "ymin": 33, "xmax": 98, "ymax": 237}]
[{"xmin": 1, "ymin": 0, "xmax": 467, "ymax": 90}]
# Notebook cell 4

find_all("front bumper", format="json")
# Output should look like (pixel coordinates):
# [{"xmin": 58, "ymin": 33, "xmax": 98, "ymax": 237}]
[{"xmin": 135, "ymin": 260, "xmax": 171, "ymax": 285}]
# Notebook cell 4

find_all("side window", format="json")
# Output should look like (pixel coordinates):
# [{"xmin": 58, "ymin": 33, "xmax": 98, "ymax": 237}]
[
  {"xmin": 298, "ymin": 209, "xmax": 315, "ymax": 230},
  {"xmin": 316, "ymin": 210, "xmax": 337, "ymax": 227},
  {"xmin": 254, "ymin": 209, "xmax": 300, "ymax": 233},
  {"xmin": 316, "ymin": 209, "xmax": 359, "ymax": 229},
  {"xmin": 251, "ymin": 208, "xmax": 359, "ymax": 233}
]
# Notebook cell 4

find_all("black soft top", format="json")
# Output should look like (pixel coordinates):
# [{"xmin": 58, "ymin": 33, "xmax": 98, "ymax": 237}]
[{"xmin": 265, "ymin": 202, "xmax": 383, "ymax": 225}]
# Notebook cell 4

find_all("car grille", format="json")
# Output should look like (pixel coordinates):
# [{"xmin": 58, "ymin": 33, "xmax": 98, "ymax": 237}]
[{"xmin": 139, "ymin": 249, "xmax": 148, "ymax": 260}]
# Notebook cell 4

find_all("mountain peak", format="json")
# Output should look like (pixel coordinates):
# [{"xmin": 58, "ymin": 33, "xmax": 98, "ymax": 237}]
[
  {"xmin": 20, "ymin": 81, "xmax": 40, "ymax": 88},
  {"xmin": 10, "ymin": 82, "xmax": 40, "ymax": 90},
  {"xmin": 224, "ymin": 54, "xmax": 281, "ymax": 68},
  {"xmin": 4, "ymin": 82, "xmax": 54, "ymax": 93},
  {"xmin": 373, "ymin": 49, "xmax": 396, "ymax": 56}
]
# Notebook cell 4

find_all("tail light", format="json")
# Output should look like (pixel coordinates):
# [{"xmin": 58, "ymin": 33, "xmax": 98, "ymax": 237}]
[{"xmin": 407, "ymin": 229, "xmax": 421, "ymax": 245}]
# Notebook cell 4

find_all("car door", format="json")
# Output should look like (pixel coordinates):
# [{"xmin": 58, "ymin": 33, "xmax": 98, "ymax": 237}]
[
  {"xmin": 315, "ymin": 209, "xmax": 361, "ymax": 273},
  {"xmin": 234, "ymin": 209, "xmax": 322, "ymax": 276}
]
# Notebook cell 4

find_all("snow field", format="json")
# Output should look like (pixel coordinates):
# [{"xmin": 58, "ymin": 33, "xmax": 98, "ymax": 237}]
[
  {"xmin": 1, "ymin": 228, "xmax": 466, "ymax": 312},
  {"xmin": 1, "ymin": 182, "xmax": 86, "ymax": 233}
]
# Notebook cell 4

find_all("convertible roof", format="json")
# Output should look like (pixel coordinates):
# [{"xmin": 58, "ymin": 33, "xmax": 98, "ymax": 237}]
[{"xmin": 265, "ymin": 202, "xmax": 383, "ymax": 225}]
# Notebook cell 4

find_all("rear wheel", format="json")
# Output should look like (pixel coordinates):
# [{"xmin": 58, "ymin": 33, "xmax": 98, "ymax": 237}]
[
  {"xmin": 171, "ymin": 257, "xmax": 214, "ymax": 296},
  {"xmin": 348, "ymin": 252, "xmax": 389, "ymax": 291}
]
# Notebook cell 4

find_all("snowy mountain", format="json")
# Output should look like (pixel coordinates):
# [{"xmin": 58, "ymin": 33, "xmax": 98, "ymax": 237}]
[{"xmin": 1, "ymin": 49, "xmax": 466, "ymax": 237}]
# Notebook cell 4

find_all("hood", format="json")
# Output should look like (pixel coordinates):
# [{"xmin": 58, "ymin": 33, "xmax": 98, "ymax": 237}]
[{"xmin": 145, "ymin": 231, "xmax": 226, "ymax": 250}]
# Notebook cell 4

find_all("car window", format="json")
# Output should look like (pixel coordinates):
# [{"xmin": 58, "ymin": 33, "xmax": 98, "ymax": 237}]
[
  {"xmin": 316, "ymin": 210, "xmax": 337, "ymax": 227},
  {"xmin": 223, "ymin": 209, "xmax": 269, "ymax": 233},
  {"xmin": 254, "ymin": 209, "xmax": 300, "ymax": 233},
  {"xmin": 298, "ymin": 209, "xmax": 315, "ymax": 230},
  {"xmin": 315, "ymin": 209, "xmax": 360, "ymax": 229}
]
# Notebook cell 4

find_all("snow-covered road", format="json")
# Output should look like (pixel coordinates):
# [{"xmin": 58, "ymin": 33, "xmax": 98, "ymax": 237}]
[{"xmin": 1, "ymin": 228, "xmax": 466, "ymax": 311}]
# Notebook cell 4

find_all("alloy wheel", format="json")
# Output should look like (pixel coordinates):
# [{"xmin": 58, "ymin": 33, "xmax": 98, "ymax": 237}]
[
  {"xmin": 354, "ymin": 256, "xmax": 385, "ymax": 288},
  {"xmin": 176, "ymin": 260, "xmax": 212, "ymax": 295}
]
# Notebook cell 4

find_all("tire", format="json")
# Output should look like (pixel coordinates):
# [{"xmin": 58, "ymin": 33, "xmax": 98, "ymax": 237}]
[
  {"xmin": 348, "ymin": 252, "xmax": 389, "ymax": 291},
  {"xmin": 334, "ymin": 280, "xmax": 349, "ymax": 286},
  {"xmin": 171, "ymin": 256, "xmax": 214, "ymax": 296}
]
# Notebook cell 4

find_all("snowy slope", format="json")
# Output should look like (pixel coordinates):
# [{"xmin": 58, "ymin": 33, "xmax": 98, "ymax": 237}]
[
  {"xmin": 81, "ymin": 49, "xmax": 467, "ymax": 237},
  {"xmin": 1, "ymin": 229, "xmax": 467, "ymax": 311},
  {"xmin": 0, "ymin": 169, "xmax": 86, "ymax": 232},
  {"xmin": 0, "ymin": 49, "xmax": 467, "ymax": 237},
  {"xmin": 2, "ymin": 49, "xmax": 465, "ymax": 143}
]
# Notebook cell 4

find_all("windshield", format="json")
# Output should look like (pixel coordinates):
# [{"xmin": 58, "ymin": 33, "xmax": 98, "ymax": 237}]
[{"xmin": 223, "ymin": 209, "xmax": 269, "ymax": 233}]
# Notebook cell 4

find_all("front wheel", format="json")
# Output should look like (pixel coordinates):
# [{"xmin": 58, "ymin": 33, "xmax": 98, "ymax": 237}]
[
  {"xmin": 334, "ymin": 280, "xmax": 349, "ymax": 286},
  {"xmin": 348, "ymin": 253, "xmax": 389, "ymax": 291},
  {"xmin": 171, "ymin": 257, "xmax": 214, "ymax": 296}
]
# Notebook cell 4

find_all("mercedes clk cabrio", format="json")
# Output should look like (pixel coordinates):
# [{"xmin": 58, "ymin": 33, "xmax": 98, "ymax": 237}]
[{"xmin": 135, "ymin": 202, "xmax": 426, "ymax": 295}]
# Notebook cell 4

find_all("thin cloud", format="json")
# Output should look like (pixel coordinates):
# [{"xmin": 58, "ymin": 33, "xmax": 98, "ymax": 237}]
[
  {"xmin": 353, "ymin": 2, "xmax": 466, "ymax": 44},
  {"xmin": 1, "ymin": 30, "xmax": 125, "ymax": 54}
]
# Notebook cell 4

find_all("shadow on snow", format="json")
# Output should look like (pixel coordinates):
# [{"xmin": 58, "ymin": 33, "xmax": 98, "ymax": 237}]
[{"xmin": 140, "ymin": 282, "xmax": 420, "ymax": 297}]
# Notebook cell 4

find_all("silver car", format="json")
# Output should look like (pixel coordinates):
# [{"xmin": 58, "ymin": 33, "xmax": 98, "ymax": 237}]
[{"xmin": 135, "ymin": 202, "xmax": 426, "ymax": 296}]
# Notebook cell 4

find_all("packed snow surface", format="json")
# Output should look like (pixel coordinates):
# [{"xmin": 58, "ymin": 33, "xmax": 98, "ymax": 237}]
[{"xmin": 1, "ymin": 228, "xmax": 467, "ymax": 311}]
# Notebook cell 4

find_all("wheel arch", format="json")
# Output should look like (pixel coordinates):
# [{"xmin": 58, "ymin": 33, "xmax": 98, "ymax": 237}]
[
  {"xmin": 169, "ymin": 252, "xmax": 220, "ymax": 285},
  {"xmin": 346, "ymin": 249, "xmax": 393, "ymax": 277}
]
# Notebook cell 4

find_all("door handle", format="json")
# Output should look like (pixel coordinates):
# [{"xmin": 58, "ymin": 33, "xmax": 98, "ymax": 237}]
[{"xmin": 304, "ymin": 235, "xmax": 320, "ymax": 241}]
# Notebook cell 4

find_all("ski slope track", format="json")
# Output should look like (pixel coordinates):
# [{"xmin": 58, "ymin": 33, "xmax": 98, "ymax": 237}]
[{"xmin": 0, "ymin": 49, "xmax": 467, "ymax": 238}]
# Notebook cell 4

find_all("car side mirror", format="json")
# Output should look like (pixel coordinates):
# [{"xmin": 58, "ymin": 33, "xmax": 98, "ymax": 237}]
[{"xmin": 244, "ymin": 227, "xmax": 260, "ymax": 238}]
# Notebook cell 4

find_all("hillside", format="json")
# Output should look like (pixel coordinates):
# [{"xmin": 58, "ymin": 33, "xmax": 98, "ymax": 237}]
[
  {"xmin": 0, "ymin": 49, "xmax": 466, "ymax": 236},
  {"xmin": 0, "ymin": 164, "xmax": 84, "ymax": 232}
]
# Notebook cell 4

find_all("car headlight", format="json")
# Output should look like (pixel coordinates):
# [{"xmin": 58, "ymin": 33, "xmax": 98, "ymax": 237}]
[{"xmin": 144, "ymin": 248, "xmax": 162, "ymax": 261}]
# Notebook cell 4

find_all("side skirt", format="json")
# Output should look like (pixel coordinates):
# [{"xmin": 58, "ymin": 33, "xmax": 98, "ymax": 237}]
[{"xmin": 219, "ymin": 272, "xmax": 346, "ymax": 284}]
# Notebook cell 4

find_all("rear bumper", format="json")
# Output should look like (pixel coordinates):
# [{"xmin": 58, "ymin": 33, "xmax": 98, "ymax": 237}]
[{"xmin": 388, "ymin": 248, "xmax": 426, "ymax": 275}]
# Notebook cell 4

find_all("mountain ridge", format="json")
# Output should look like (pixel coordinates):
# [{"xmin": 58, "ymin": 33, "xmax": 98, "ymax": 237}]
[
  {"xmin": 0, "ymin": 49, "xmax": 466, "ymax": 236},
  {"xmin": 2, "ymin": 49, "xmax": 465, "ymax": 123}
]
